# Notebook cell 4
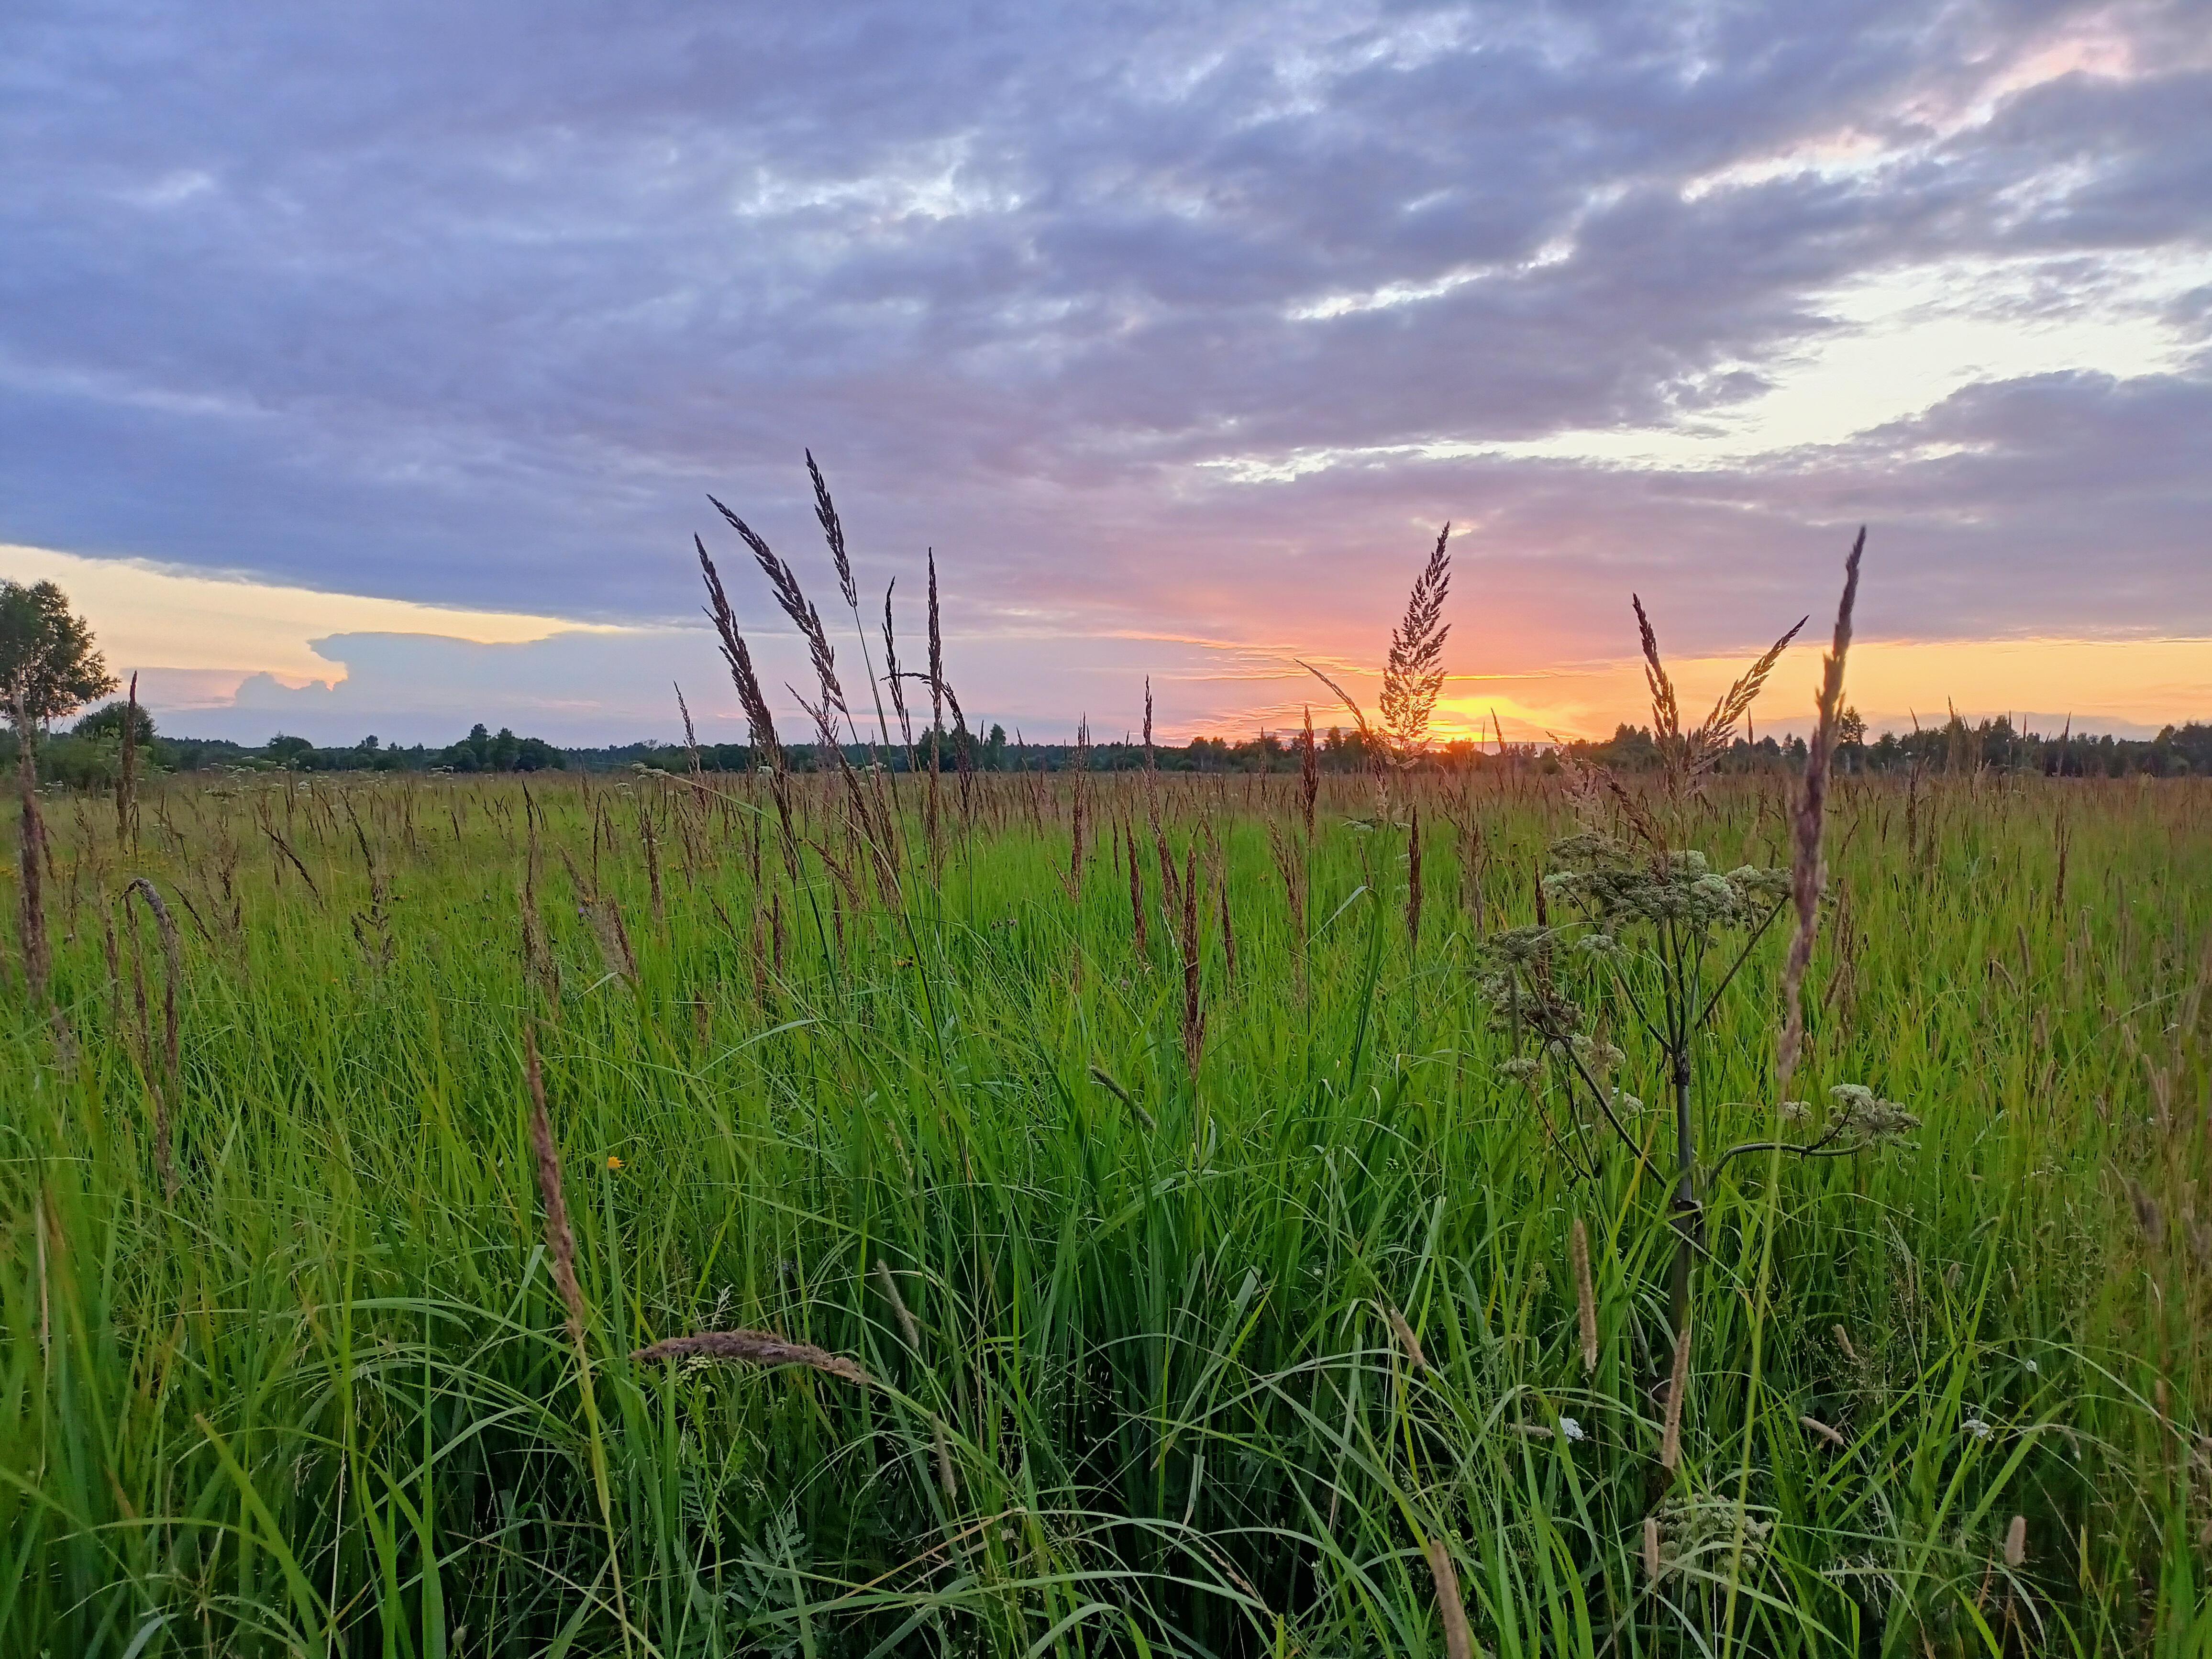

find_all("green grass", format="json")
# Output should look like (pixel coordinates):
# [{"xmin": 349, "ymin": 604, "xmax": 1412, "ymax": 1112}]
[{"xmin": 2, "ymin": 766, "xmax": 2206, "ymax": 1656}]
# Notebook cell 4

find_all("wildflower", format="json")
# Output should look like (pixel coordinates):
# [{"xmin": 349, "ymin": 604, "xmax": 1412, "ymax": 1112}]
[
  {"xmin": 1780, "ymin": 1100, "xmax": 1812, "ymax": 1122},
  {"xmin": 1829, "ymin": 1084, "xmax": 1919, "ymax": 1142},
  {"xmin": 1962, "ymin": 1417, "xmax": 1993, "ymax": 1441},
  {"xmin": 1559, "ymin": 1415, "xmax": 1586, "ymax": 1442},
  {"xmin": 606, "ymin": 1155, "xmax": 624, "ymax": 1171}
]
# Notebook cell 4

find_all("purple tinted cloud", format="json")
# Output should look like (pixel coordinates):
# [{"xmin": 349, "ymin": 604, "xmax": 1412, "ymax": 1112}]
[{"xmin": 2, "ymin": 0, "xmax": 2207, "ymax": 719}]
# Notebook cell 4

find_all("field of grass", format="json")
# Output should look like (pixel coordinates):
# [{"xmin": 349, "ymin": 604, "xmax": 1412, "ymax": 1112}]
[{"xmin": 3, "ymin": 761, "xmax": 2208, "ymax": 1656}]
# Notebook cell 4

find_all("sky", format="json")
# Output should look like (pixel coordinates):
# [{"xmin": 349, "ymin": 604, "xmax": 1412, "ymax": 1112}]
[{"xmin": 3, "ymin": 0, "xmax": 2209, "ymax": 747}]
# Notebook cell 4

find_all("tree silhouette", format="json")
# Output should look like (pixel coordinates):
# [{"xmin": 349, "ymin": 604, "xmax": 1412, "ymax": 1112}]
[{"xmin": 0, "ymin": 581, "xmax": 117, "ymax": 726}]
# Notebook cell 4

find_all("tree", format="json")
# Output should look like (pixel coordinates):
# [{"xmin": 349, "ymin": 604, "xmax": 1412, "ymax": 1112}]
[
  {"xmin": 72, "ymin": 701, "xmax": 156, "ymax": 747},
  {"xmin": 0, "ymin": 580, "xmax": 117, "ymax": 727}
]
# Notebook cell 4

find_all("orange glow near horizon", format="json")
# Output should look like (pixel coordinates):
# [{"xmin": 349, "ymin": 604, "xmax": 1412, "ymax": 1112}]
[{"xmin": 1182, "ymin": 634, "xmax": 2212, "ymax": 745}]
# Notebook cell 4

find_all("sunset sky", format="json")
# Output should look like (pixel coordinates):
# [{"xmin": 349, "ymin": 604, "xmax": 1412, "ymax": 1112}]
[{"xmin": 4, "ymin": 0, "xmax": 2208, "ymax": 746}]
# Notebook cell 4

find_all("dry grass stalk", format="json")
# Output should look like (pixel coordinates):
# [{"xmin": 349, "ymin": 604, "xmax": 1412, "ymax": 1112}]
[
  {"xmin": 1643, "ymin": 1515, "xmax": 1663, "ymax": 1580},
  {"xmin": 12, "ymin": 681, "xmax": 50, "ymax": 1005},
  {"xmin": 926, "ymin": 551, "xmax": 944, "ymax": 856},
  {"xmin": 1217, "ymin": 873, "xmax": 1237, "ymax": 982},
  {"xmin": 1800, "ymin": 1414, "xmax": 1847, "ymax": 1449},
  {"xmin": 1777, "ymin": 529, "xmax": 1865, "ymax": 1094},
  {"xmin": 1067, "ymin": 716, "xmax": 1090, "ymax": 899},
  {"xmin": 874, "ymin": 1261, "xmax": 956, "ymax": 1501},
  {"xmin": 1660, "ymin": 1313, "xmax": 1692, "ymax": 1472},
  {"xmin": 123, "ymin": 877, "xmax": 180, "ymax": 1079},
  {"xmin": 1833, "ymin": 1324, "xmax": 1858, "ymax": 1363},
  {"xmin": 1181, "ymin": 842, "xmax": 1204, "ymax": 1078},
  {"xmin": 1570, "ymin": 1216, "xmax": 1598, "ymax": 1372},
  {"xmin": 632, "ymin": 1327, "xmax": 870, "ymax": 1386},
  {"xmin": 1420, "ymin": 1534, "xmax": 1473, "ymax": 1659},
  {"xmin": 1126, "ymin": 822, "xmax": 1149, "ymax": 953},
  {"xmin": 525, "ymin": 1025, "xmax": 587, "ymax": 1348},
  {"xmin": 116, "ymin": 671, "xmax": 139, "ymax": 849},
  {"xmin": 1406, "ymin": 803, "xmax": 1423, "ymax": 949},
  {"xmin": 1300, "ymin": 705, "xmax": 1318, "ymax": 837}
]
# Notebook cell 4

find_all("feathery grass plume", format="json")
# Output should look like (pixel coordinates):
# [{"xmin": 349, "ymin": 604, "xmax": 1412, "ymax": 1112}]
[
  {"xmin": 1406, "ymin": 803, "xmax": 1423, "ymax": 949},
  {"xmin": 711, "ymin": 493, "xmax": 851, "ymax": 741},
  {"xmin": 925, "ymin": 550, "xmax": 944, "ymax": 852},
  {"xmin": 1688, "ymin": 616, "xmax": 1807, "ymax": 782},
  {"xmin": 2129, "ymin": 1180, "xmax": 2163, "ymax": 1245},
  {"xmin": 564, "ymin": 852, "xmax": 639, "ymax": 987},
  {"xmin": 1660, "ymin": 1313, "xmax": 1692, "ymax": 1472},
  {"xmin": 1181, "ymin": 842, "xmax": 1204, "ymax": 1078},
  {"xmin": 1382, "ymin": 1301, "xmax": 1430, "ymax": 1373},
  {"xmin": 1631, "ymin": 594, "xmax": 1681, "ymax": 756},
  {"xmin": 674, "ymin": 680, "xmax": 705, "ymax": 796},
  {"xmin": 874, "ymin": 1261, "xmax": 956, "ymax": 1501},
  {"xmin": 1643, "ymin": 1515, "xmax": 1663, "ymax": 1580},
  {"xmin": 1300, "ymin": 704, "xmax": 1318, "ymax": 837},
  {"xmin": 806, "ymin": 448, "xmax": 857, "ymax": 611},
  {"xmin": 1266, "ymin": 817, "xmax": 1306, "ymax": 936},
  {"xmin": 881, "ymin": 580, "xmax": 914, "ymax": 752},
  {"xmin": 11, "ymin": 681, "xmax": 50, "ymax": 1005},
  {"xmin": 1217, "ymin": 864, "xmax": 1237, "ymax": 981},
  {"xmin": 525, "ymin": 1024, "xmax": 586, "ymax": 1348},
  {"xmin": 2005, "ymin": 1514, "xmax": 2027, "ymax": 1568},
  {"xmin": 1067, "ymin": 716, "xmax": 1091, "ymax": 898},
  {"xmin": 123, "ymin": 877, "xmax": 181, "ymax": 1198},
  {"xmin": 123, "ymin": 877, "xmax": 180, "ymax": 1080},
  {"xmin": 1570, "ymin": 1216, "xmax": 1598, "ymax": 1372},
  {"xmin": 1777, "ymin": 528, "xmax": 1864, "ymax": 1093},
  {"xmin": 116, "ymin": 671, "xmax": 138, "ymax": 848},
  {"xmin": 1420, "ymin": 1534, "xmax": 1473, "ymax": 1659},
  {"xmin": 1800, "ymin": 1414, "xmax": 1847, "ymax": 1449},
  {"xmin": 1833, "ymin": 1323, "xmax": 1858, "ymax": 1363},
  {"xmin": 696, "ymin": 538, "xmax": 783, "ymax": 772},
  {"xmin": 1126, "ymin": 822, "xmax": 1149, "ymax": 953},
  {"xmin": 1379, "ymin": 523, "xmax": 1452, "ymax": 765},
  {"xmin": 631, "ymin": 1328, "xmax": 869, "ymax": 1386}
]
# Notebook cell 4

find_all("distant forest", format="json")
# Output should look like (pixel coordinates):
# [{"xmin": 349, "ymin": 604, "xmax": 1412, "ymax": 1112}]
[{"xmin": 9, "ymin": 707, "xmax": 2212, "ymax": 785}]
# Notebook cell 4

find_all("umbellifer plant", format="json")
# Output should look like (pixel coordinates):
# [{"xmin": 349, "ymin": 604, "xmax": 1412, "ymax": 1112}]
[{"xmin": 1476, "ymin": 534, "xmax": 1915, "ymax": 1342}]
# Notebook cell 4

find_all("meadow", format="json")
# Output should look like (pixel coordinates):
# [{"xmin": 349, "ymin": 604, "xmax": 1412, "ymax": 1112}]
[{"xmin": 3, "ymin": 750, "xmax": 2209, "ymax": 1656}]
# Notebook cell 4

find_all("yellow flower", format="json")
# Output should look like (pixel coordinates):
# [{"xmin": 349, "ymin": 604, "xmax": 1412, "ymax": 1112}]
[{"xmin": 606, "ymin": 1156, "xmax": 624, "ymax": 1171}]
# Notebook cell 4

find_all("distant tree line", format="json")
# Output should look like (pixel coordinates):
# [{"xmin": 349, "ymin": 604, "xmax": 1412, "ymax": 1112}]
[{"xmin": 11, "ymin": 708, "xmax": 2212, "ymax": 787}]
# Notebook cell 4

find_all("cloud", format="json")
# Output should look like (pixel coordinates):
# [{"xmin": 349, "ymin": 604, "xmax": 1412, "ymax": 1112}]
[{"xmin": 2, "ymin": 0, "xmax": 2207, "ymax": 735}]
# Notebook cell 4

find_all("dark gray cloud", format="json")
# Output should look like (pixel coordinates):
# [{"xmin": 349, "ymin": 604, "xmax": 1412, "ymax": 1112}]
[{"xmin": 3, "ymin": 0, "xmax": 2207, "ymax": 726}]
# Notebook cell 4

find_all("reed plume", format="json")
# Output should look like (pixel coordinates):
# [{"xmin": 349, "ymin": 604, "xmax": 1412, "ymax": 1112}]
[
  {"xmin": 1406, "ymin": 803, "xmax": 1423, "ymax": 949},
  {"xmin": 1181, "ymin": 842, "xmax": 1204, "ymax": 1077},
  {"xmin": 123, "ymin": 876, "xmax": 181, "ymax": 1197},
  {"xmin": 1379, "ymin": 523, "xmax": 1452, "ymax": 765},
  {"xmin": 632, "ymin": 1328, "xmax": 869, "ymax": 1385},
  {"xmin": 1569, "ymin": 1215, "xmax": 1597, "ymax": 1372},
  {"xmin": 1421, "ymin": 1534, "xmax": 1473, "ymax": 1659},
  {"xmin": 1126, "ymin": 821, "xmax": 1148, "ymax": 952},
  {"xmin": 1382, "ymin": 1301, "xmax": 1430, "ymax": 1373},
  {"xmin": 525, "ymin": 1024, "xmax": 587, "ymax": 1348},
  {"xmin": 10, "ymin": 682, "xmax": 51, "ymax": 1006},
  {"xmin": 711, "ymin": 494, "xmax": 850, "ymax": 740},
  {"xmin": 1660, "ymin": 1313, "xmax": 1692, "ymax": 1472},
  {"xmin": 1300, "ymin": 705, "xmax": 1317, "ymax": 837},
  {"xmin": 1777, "ymin": 528, "xmax": 1864, "ymax": 1093},
  {"xmin": 1067, "ymin": 716, "xmax": 1090, "ymax": 898},
  {"xmin": 116, "ymin": 671, "xmax": 139, "ymax": 849}
]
